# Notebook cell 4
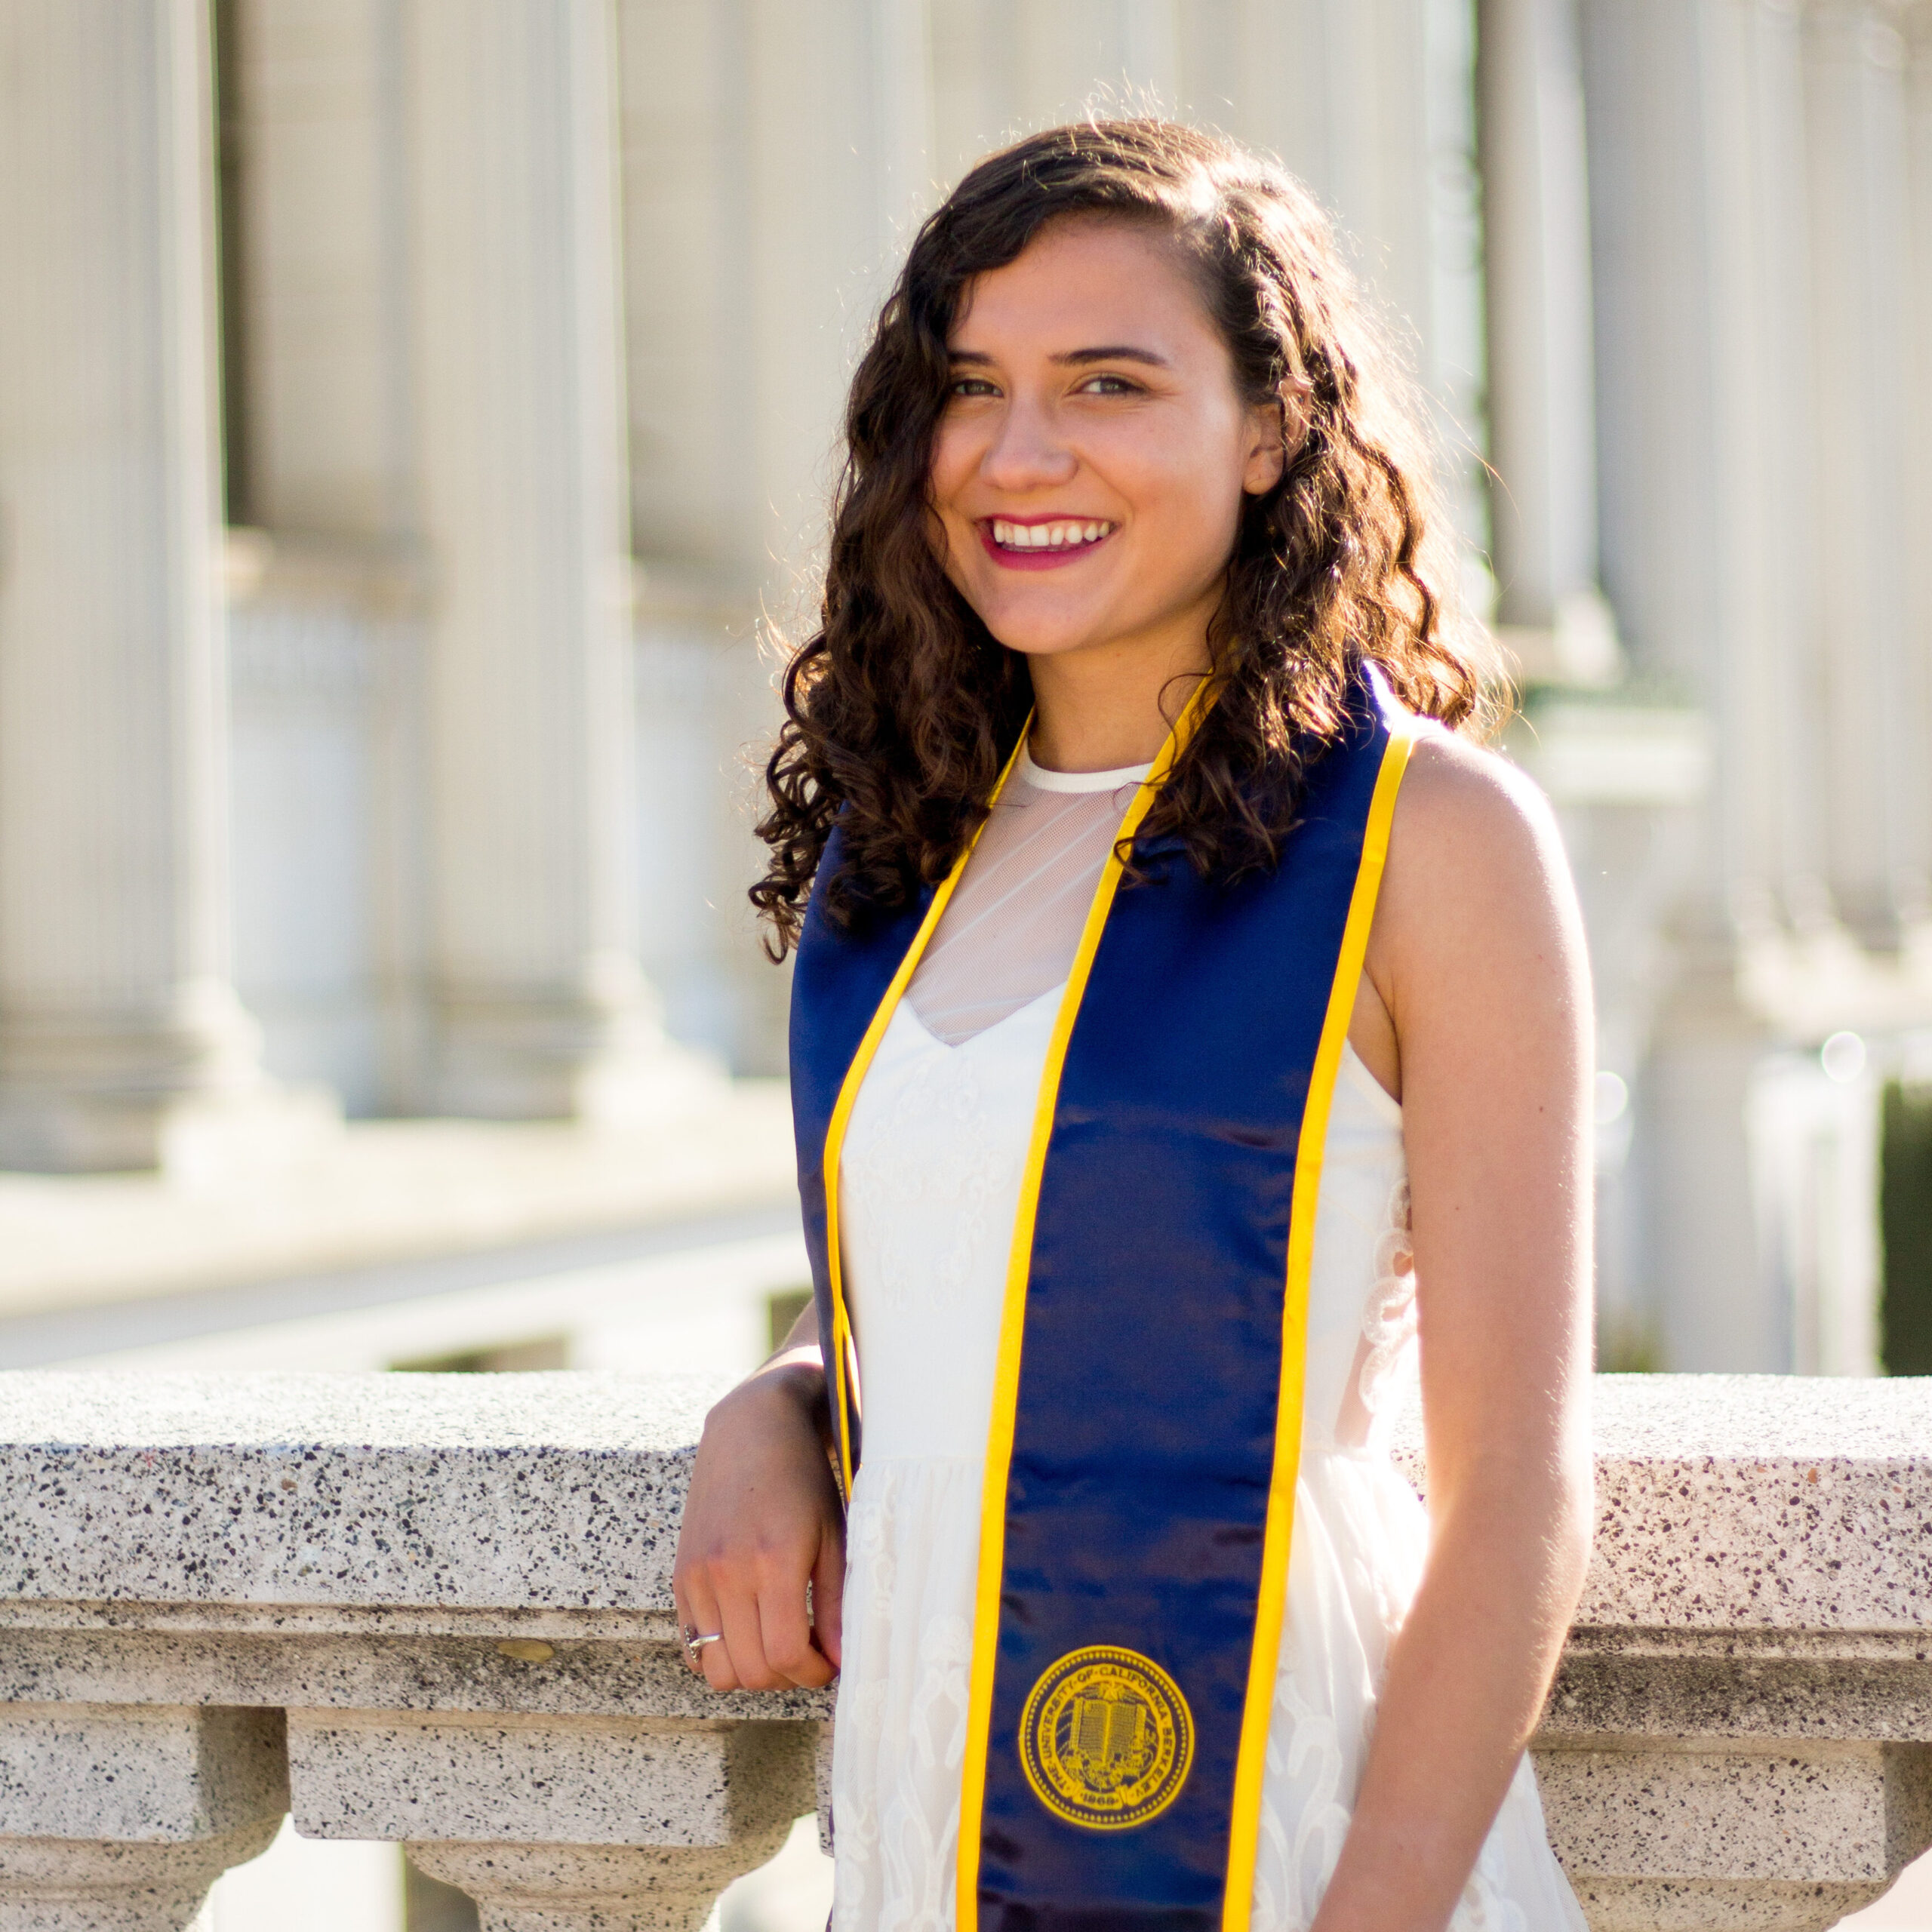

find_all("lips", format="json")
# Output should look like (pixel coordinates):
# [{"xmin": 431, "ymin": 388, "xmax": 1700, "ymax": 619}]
[{"xmin": 977, "ymin": 517, "xmax": 1117, "ymax": 571}]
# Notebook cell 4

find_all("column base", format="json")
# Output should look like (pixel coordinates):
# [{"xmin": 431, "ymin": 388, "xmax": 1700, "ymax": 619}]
[
  {"xmin": 429, "ymin": 990, "xmax": 721, "ymax": 1126},
  {"xmin": 0, "ymin": 1820, "xmax": 280, "ymax": 1932},
  {"xmin": 0, "ymin": 984, "xmax": 339, "ymax": 1177},
  {"xmin": 406, "ymin": 1836, "xmax": 793, "ymax": 1932},
  {"xmin": 0, "ymin": 1082, "xmax": 340, "ymax": 1180}
]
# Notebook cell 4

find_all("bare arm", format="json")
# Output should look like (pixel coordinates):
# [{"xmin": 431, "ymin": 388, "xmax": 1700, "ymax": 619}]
[
  {"xmin": 672, "ymin": 1302, "xmax": 845, "ymax": 1690},
  {"xmin": 1318, "ymin": 734, "xmax": 1595, "ymax": 1932}
]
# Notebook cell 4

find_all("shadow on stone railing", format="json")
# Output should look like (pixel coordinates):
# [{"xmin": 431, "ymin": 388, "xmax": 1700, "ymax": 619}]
[{"xmin": 0, "ymin": 1372, "xmax": 1926, "ymax": 1931}]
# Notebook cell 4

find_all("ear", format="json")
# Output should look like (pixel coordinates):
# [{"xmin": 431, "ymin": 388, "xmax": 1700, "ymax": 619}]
[{"xmin": 1241, "ymin": 383, "xmax": 1305, "ymax": 496}]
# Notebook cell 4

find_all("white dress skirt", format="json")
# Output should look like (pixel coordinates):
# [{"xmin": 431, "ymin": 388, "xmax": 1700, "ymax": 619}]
[{"xmin": 826, "ymin": 751, "xmax": 1589, "ymax": 1932}]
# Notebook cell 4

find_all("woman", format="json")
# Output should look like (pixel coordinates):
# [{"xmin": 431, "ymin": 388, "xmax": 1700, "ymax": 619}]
[{"xmin": 677, "ymin": 120, "xmax": 1594, "ymax": 1932}]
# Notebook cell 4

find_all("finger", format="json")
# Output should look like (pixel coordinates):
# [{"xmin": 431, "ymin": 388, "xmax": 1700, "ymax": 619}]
[
  {"xmin": 758, "ymin": 1565, "xmax": 833, "ymax": 1690},
  {"xmin": 671, "ymin": 1587, "xmax": 694, "ymax": 1672},
  {"xmin": 670, "ymin": 1567, "xmax": 704, "ymax": 1673},
  {"xmin": 712, "ymin": 1578, "xmax": 777, "ymax": 1691},
  {"xmin": 677, "ymin": 1570, "xmax": 738, "ymax": 1691},
  {"xmin": 697, "ymin": 1626, "xmax": 739, "ymax": 1690},
  {"xmin": 811, "ymin": 1526, "xmax": 846, "ymax": 1672}
]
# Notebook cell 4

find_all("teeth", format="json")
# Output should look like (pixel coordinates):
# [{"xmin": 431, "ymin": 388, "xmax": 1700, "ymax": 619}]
[{"xmin": 991, "ymin": 519, "xmax": 1112, "ymax": 549}]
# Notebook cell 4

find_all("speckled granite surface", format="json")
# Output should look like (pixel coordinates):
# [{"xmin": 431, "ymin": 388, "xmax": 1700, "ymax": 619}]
[
  {"xmin": 1578, "ymin": 1374, "xmax": 1932, "ymax": 1632},
  {"xmin": 1585, "ymin": 1373, "xmax": 1932, "ymax": 1463},
  {"xmin": 0, "ymin": 1371, "xmax": 732, "ymax": 1614},
  {"xmin": 0, "ymin": 1367, "xmax": 731, "ymax": 1451},
  {"xmin": 0, "ymin": 1370, "xmax": 1924, "ymax": 1629}
]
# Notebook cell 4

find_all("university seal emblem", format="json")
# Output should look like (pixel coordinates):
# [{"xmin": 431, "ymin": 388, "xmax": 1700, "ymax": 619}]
[{"xmin": 1018, "ymin": 1645, "xmax": 1195, "ymax": 1831}]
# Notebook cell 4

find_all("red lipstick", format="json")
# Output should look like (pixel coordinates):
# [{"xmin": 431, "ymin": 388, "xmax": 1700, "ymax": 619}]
[{"xmin": 976, "ymin": 516, "xmax": 1117, "ymax": 571}]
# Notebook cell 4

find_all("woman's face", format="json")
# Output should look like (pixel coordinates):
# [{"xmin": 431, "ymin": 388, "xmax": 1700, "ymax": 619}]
[{"xmin": 929, "ymin": 217, "xmax": 1285, "ymax": 669}]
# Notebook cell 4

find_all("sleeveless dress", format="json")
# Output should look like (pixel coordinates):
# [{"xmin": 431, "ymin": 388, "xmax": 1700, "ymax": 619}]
[{"xmin": 829, "ymin": 749, "xmax": 1589, "ymax": 1932}]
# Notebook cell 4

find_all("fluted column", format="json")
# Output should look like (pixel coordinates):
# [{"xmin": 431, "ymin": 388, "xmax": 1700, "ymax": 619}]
[
  {"xmin": 222, "ymin": 0, "xmax": 416, "ymax": 543},
  {"xmin": 0, "ymin": 3, "xmax": 284, "ymax": 1171},
  {"xmin": 1584, "ymin": 0, "xmax": 1836, "ymax": 1370},
  {"xmin": 405, "ymin": 0, "xmax": 702, "ymax": 1121},
  {"xmin": 1801, "ymin": 2, "xmax": 1927, "ymax": 942},
  {"xmin": 1915, "ymin": 7, "xmax": 1932, "ymax": 927},
  {"xmin": 1912, "ymin": 7, "xmax": 1932, "ymax": 901},
  {"xmin": 1478, "ymin": 0, "xmax": 1619, "ymax": 681}
]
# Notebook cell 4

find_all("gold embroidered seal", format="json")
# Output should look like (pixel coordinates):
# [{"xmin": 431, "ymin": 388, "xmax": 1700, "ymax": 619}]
[{"xmin": 1018, "ymin": 1645, "xmax": 1194, "ymax": 1831}]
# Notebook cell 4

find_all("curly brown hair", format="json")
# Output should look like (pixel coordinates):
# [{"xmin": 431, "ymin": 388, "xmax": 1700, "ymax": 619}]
[{"xmin": 751, "ymin": 118, "xmax": 1490, "ymax": 955}]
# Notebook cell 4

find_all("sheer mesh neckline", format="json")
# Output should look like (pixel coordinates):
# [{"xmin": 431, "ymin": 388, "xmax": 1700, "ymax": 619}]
[{"xmin": 903, "ymin": 756, "xmax": 1147, "ymax": 1047}]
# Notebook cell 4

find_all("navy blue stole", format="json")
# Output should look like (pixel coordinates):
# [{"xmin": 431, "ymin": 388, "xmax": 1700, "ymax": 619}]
[{"xmin": 790, "ymin": 673, "xmax": 1418, "ymax": 1931}]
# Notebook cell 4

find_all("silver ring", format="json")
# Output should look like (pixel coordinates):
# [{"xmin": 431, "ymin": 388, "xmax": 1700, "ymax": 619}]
[{"xmin": 681, "ymin": 1623, "xmax": 722, "ymax": 1660}]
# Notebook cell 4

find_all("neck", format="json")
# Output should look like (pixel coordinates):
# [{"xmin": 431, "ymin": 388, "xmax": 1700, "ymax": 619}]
[{"xmin": 1023, "ymin": 616, "xmax": 1213, "ymax": 774}]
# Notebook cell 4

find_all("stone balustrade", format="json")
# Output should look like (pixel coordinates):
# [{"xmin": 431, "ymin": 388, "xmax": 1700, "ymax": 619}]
[{"xmin": 0, "ymin": 1371, "xmax": 1925, "ymax": 1931}]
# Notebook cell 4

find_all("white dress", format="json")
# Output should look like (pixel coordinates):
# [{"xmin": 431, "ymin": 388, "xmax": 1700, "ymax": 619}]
[{"xmin": 829, "ymin": 751, "xmax": 1588, "ymax": 1932}]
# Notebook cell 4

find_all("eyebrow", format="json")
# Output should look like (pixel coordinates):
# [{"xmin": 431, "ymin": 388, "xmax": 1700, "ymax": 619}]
[{"xmin": 948, "ymin": 345, "xmax": 1171, "ymax": 369}]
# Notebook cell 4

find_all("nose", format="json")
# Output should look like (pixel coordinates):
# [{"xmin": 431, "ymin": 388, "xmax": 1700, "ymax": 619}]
[{"xmin": 979, "ymin": 393, "xmax": 1077, "ymax": 494}]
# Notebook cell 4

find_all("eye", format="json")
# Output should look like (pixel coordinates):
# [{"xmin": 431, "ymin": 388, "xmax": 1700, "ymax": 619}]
[
  {"xmin": 948, "ymin": 375, "xmax": 1000, "ymax": 399},
  {"xmin": 1075, "ymin": 373, "xmax": 1142, "ymax": 397}
]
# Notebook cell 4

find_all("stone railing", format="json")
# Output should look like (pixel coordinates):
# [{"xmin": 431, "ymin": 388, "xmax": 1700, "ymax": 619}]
[{"xmin": 0, "ymin": 1372, "xmax": 1926, "ymax": 1931}]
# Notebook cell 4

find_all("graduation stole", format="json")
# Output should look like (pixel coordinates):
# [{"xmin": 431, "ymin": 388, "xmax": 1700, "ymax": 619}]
[{"xmin": 790, "ymin": 669, "xmax": 1417, "ymax": 1932}]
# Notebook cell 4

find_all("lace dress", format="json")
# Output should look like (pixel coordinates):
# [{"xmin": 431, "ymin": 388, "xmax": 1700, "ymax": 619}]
[{"xmin": 830, "ymin": 749, "xmax": 1588, "ymax": 1932}]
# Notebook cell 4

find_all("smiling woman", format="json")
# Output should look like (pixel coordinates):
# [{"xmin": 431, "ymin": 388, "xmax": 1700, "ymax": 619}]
[
  {"xmin": 929, "ymin": 220, "xmax": 1287, "ymax": 759},
  {"xmin": 677, "ymin": 121, "xmax": 1595, "ymax": 1932},
  {"xmin": 749, "ymin": 122, "xmax": 1486, "ymax": 950}
]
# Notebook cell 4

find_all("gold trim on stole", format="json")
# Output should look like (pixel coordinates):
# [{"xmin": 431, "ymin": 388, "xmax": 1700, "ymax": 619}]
[
  {"xmin": 818, "ymin": 726, "xmax": 1032, "ymax": 1500},
  {"xmin": 1219, "ymin": 712, "xmax": 1419, "ymax": 1931}
]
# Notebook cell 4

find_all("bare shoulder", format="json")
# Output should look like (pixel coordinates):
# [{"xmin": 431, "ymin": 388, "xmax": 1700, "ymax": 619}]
[
  {"xmin": 1368, "ymin": 725, "xmax": 1588, "ymax": 1028},
  {"xmin": 1391, "ymin": 726, "xmax": 1564, "ymax": 874}
]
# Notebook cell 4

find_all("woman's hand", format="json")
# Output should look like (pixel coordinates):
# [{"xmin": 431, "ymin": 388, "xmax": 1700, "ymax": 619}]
[{"xmin": 673, "ymin": 1327, "xmax": 845, "ymax": 1693}]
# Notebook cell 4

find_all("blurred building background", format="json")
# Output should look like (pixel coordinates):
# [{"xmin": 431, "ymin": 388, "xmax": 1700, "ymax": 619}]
[{"xmin": 2, "ymin": 0, "xmax": 1931, "ymax": 1924}]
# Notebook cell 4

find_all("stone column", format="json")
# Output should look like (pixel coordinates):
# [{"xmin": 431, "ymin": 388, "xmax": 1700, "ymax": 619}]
[
  {"xmin": 1799, "ymin": 3, "xmax": 1926, "ymax": 943},
  {"xmin": 223, "ymin": 0, "xmax": 417, "ymax": 543},
  {"xmin": 1478, "ymin": 0, "xmax": 1619, "ymax": 681},
  {"xmin": 1585, "ymin": 0, "xmax": 1769, "ymax": 756},
  {"xmin": 405, "ymin": 0, "xmax": 705, "ymax": 1121},
  {"xmin": 0, "ymin": 1704, "xmax": 286, "ymax": 1930},
  {"xmin": 0, "ymin": 0, "xmax": 318, "ymax": 1173},
  {"xmin": 1583, "ymin": 0, "xmax": 1818, "ymax": 1369},
  {"xmin": 1912, "ymin": 5, "xmax": 1932, "ymax": 927}
]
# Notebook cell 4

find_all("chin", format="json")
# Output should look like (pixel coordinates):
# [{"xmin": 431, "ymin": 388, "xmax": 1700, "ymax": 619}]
[
  {"xmin": 979, "ymin": 619, "xmax": 1099, "ymax": 662},
  {"xmin": 966, "ymin": 593, "xmax": 1101, "ymax": 657}
]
